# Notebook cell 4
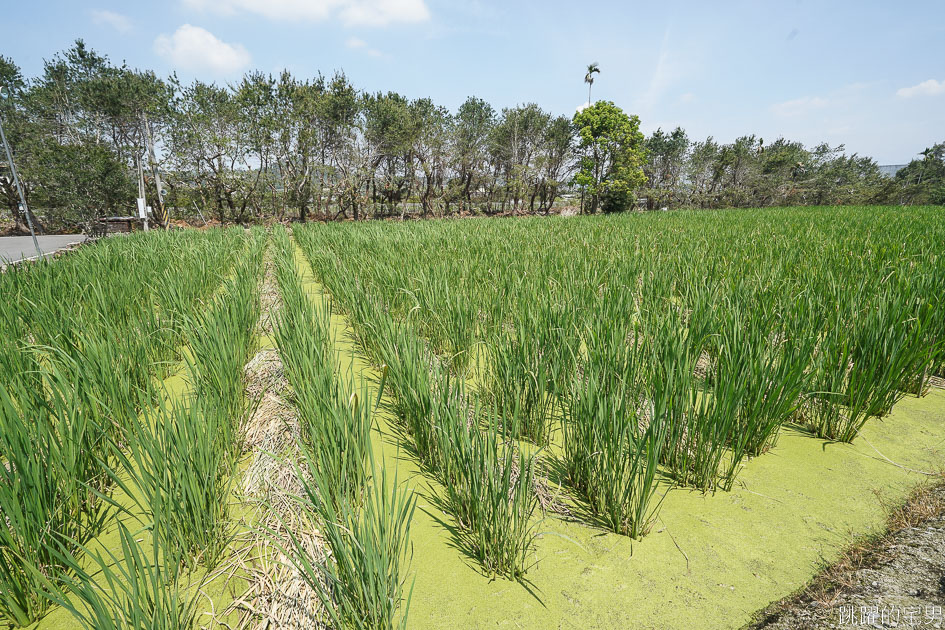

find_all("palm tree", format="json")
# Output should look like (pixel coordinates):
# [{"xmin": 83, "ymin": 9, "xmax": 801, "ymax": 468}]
[{"xmin": 584, "ymin": 62, "xmax": 600, "ymax": 105}]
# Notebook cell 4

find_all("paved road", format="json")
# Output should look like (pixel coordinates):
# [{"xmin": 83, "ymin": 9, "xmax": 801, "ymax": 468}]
[{"xmin": 0, "ymin": 234, "xmax": 86, "ymax": 264}]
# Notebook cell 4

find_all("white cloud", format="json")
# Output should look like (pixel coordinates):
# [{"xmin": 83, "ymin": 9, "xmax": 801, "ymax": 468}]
[
  {"xmin": 637, "ymin": 29, "xmax": 675, "ymax": 110},
  {"xmin": 182, "ymin": 0, "xmax": 430, "ymax": 26},
  {"xmin": 90, "ymin": 9, "xmax": 133, "ymax": 33},
  {"xmin": 154, "ymin": 25, "xmax": 251, "ymax": 75},
  {"xmin": 896, "ymin": 79, "xmax": 945, "ymax": 99},
  {"xmin": 633, "ymin": 27, "xmax": 702, "ymax": 114},
  {"xmin": 771, "ymin": 84, "xmax": 873, "ymax": 119},
  {"xmin": 339, "ymin": 0, "xmax": 429, "ymax": 26},
  {"xmin": 346, "ymin": 36, "xmax": 384, "ymax": 57},
  {"xmin": 770, "ymin": 96, "xmax": 829, "ymax": 118},
  {"xmin": 183, "ymin": 0, "xmax": 336, "ymax": 20}
]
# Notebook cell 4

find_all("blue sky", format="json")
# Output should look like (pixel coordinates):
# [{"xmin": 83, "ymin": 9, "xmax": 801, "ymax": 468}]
[{"xmin": 3, "ymin": 0, "xmax": 944, "ymax": 164}]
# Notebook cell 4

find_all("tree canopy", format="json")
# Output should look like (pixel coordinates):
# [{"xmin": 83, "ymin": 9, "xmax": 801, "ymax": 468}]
[
  {"xmin": 0, "ymin": 41, "xmax": 941, "ymax": 232},
  {"xmin": 573, "ymin": 101, "xmax": 646, "ymax": 213}
]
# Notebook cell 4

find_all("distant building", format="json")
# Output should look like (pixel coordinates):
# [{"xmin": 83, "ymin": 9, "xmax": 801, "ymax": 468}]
[{"xmin": 878, "ymin": 164, "xmax": 907, "ymax": 178}]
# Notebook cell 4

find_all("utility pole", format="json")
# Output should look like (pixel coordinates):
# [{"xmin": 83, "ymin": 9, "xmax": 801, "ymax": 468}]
[
  {"xmin": 142, "ymin": 111, "xmax": 168, "ymax": 229},
  {"xmin": 0, "ymin": 87, "xmax": 42, "ymax": 258},
  {"xmin": 135, "ymin": 153, "xmax": 149, "ymax": 232}
]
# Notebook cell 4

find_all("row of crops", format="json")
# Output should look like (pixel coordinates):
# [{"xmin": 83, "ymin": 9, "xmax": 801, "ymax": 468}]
[
  {"xmin": 270, "ymin": 227, "xmax": 415, "ymax": 628},
  {"xmin": 1, "ymin": 205, "xmax": 943, "ymax": 628},
  {"xmin": 293, "ymin": 206, "xmax": 945, "ymax": 577},
  {"xmin": 1, "ymin": 225, "xmax": 419, "ymax": 629},
  {"xmin": 0, "ymin": 228, "xmax": 265, "ymax": 626}
]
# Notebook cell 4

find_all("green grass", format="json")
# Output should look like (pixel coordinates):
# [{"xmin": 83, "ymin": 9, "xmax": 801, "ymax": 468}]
[
  {"xmin": 272, "ymin": 226, "xmax": 372, "ymax": 509},
  {"xmin": 442, "ymin": 411, "xmax": 540, "ymax": 578},
  {"xmin": 268, "ymin": 227, "xmax": 417, "ymax": 628},
  {"xmin": 0, "ymin": 366, "xmax": 110, "ymax": 625},
  {"xmin": 296, "ymin": 230, "xmax": 543, "ymax": 579},
  {"xmin": 280, "ymin": 453, "xmax": 417, "ymax": 630},
  {"xmin": 37, "ymin": 523, "xmax": 201, "ymax": 630},
  {"xmin": 0, "ymin": 229, "xmax": 246, "ymax": 626},
  {"xmin": 564, "ymin": 324, "xmax": 666, "ymax": 538},
  {"xmin": 293, "ymin": 205, "xmax": 945, "ymax": 517},
  {"xmin": 3, "ymin": 207, "xmax": 945, "ymax": 628}
]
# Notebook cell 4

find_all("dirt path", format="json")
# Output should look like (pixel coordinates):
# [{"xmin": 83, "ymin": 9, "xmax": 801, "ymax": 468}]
[{"xmin": 749, "ymin": 483, "xmax": 945, "ymax": 629}]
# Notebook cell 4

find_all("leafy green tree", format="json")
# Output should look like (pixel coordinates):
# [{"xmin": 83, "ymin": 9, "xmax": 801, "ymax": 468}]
[
  {"xmin": 0, "ymin": 55, "xmax": 40, "ymax": 233},
  {"xmin": 712, "ymin": 135, "xmax": 761, "ymax": 207},
  {"xmin": 2, "ymin": 42, "xmax": 166, "ymax": 230},
  {"xmin": 803, "ymin": 144, "xmax": 887, "ymax": 206},
  {"xmin": 235, "ymin": 71, "xmax": 278, "ymax": 220},
  {"xmin": 313, "ymin": 72, "xmax": 360, "ymax": 219},
  {"xmin": 270, "ymin": 71, "xmax": 316, "ymax": 220},
  {"xmin": 451, "ymin": 96, "xmax": 495, "ymax": 212},
  {"xmin": 750, "ymin": 137, "xmax": 808, "ymax": 206},
  {"xmin": 166, "ymin": 79, "xmax": 261, "ymax": 223},
  {"xmin": 32, "ymin": 142, "xmax": 134, "ymax": 227},
  {"xmin": 490, "ymin": 104, "xmax": 551, "ymax": 214},
  {"xmin": 895, "ymin": 142, "xmax": 945, "ymax": 205},
  {"xmin": 410, "ymin": 97, "xmax": 452, "ymax": 217},
  {"xmin": 572, "ymin": 101, "xmax": 646, "ymax": 213},
  {"xmin": 643, "ymin": 127, "xmax": 689, "ymax": 208},
  {"xmin": 534, "ymin": 115, "xmax": 574, "ymax": 213},
  {"xmin": 363, "ymin": 91, "xmax": 416, "ymax": 218},
  {"xmin": 685, "ymin": 137, "xmax": 721, "ymax": 208}
]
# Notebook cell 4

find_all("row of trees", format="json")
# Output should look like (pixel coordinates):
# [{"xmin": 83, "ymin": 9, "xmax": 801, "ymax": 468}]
[
  {"xmin": 1, "ymin": 41, "xmax": 942, "ymax": 232},
  {"xmin": 642, "ymin": 129, "xmax": 945, "ymax": 209},
  {"xmin": 0, "ymin": 42, "xmax": 586, "ymax": 231}
]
